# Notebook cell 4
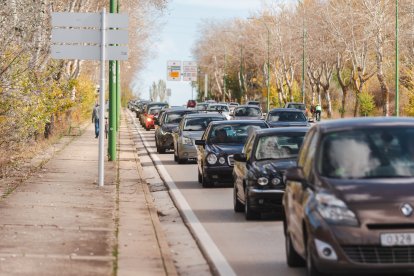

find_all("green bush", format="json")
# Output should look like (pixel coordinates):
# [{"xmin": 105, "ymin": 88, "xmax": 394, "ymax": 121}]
[{"xmin": 359, "ymin": 91, "xmax": 375, "ymax": 117}]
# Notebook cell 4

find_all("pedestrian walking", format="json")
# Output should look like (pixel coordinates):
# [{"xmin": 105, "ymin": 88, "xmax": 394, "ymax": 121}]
[{"xmin": 92, "ymin": 103, "xmax": 100, "ymax": 138}]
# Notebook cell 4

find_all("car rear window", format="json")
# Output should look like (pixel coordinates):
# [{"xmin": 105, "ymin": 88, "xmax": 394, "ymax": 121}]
[
  {"xmin": 183, "ymin": 117, "xmax": 225, "ymax": 131},
  {"xmin": 234, "ymin": 107, "xmax": 261, "ymax": 117},
  {"xmin": 255, "ymin": 133, "xmax": 306, "ymax": 160}
]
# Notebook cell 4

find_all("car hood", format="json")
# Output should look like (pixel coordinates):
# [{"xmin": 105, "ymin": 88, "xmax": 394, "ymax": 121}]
[
  {"xmin": 161, "ymin": 123, "xmax": 178, "ymax": 132},
  {"xmin": 206, "ymin": 143, "xmax": 244, "ymax": 155},
  {"xmin": 267, "ymin": 121, "xmax": 309, "ymax": 127},
  {"xmin": 322, "ymin": 178, "xmax": 414, "ymax": 224},
  {"xmin": 251, "ymin": 159, "xmax": 297, "ymax": 179},
  {"xmin": 182, "ymin": 131, "xmax": 204, "ymax": 140}
]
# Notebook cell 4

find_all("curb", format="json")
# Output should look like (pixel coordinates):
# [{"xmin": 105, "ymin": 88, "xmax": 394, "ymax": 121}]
[{"xmin": 126, "ymin": 115, "xmax": 178, "ymax": 276}]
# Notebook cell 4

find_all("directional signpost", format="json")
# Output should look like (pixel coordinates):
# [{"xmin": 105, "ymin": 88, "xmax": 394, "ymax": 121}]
[
  {"xmin": 182, "ymin": 61, "xmax": 198, "ymax": 81},
  {"xmin": 167, "ymin": 60, "xmax": 182, "ymax": 81},
  {"xmin": 51, "ymin": 10, "xmax": 128, "ymax": 187}
]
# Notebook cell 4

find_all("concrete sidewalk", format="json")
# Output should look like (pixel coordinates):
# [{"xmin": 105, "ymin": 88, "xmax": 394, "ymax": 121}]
[{"xmin": 0, "ymin": 112, "xmax": 176, "ymax": 275}]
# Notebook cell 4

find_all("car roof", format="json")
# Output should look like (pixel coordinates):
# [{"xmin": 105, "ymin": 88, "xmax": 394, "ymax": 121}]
[
  {"xmin": 269, "ymin": 108, "xmax": 304, "ymax": 113},
  {"xmin": 315, "ymin": 117, "xmax": 414, "ymax": 133},
  {"xmin": 254, "ymin": 127, "xmax": 309, "ymax": 137},
  {"xmin": 209, "ymin": 120, "xmax": 267, "ymax": 126},
  {"xmin": 163, "ymin": 109, "xmax": 196, "ymax": 114},
  {"xmin": 286, "ymin": 102, "xmax": 305, "ymax": 105},
  {"xmin": 183, "ymin": 112, "xmax": 225, "ymax": 118}
]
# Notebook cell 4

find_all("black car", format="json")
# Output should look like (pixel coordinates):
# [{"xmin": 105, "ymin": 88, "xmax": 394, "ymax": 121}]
[
  {"xmin": 195, "ymin": 120, "xmax": 269, "ymax": 188},
  {"xmin": 265, "ymin": 108, "xmax": 310, "ymax": 128},
  {"xmin": 154, "ymin": 109, "xmax": 197, "ymax": 153},
  {"xmin": 134, "ymin": 100, "xmax": 150, "ymax": 118},
  {"xmin": 232, "ymin": 127, "xmax": 308, "ymax": 220}
]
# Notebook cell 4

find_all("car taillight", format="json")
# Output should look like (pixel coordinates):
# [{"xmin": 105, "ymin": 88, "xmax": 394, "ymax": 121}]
[{"xmin": 147, "ymin": 118, "xmax": 152, "ymax": 122}]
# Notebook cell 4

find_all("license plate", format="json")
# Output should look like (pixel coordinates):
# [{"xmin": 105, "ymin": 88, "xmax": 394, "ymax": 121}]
[{"xmin": 380, "ymin": 233, "xmax": 414, "ymax": 247}]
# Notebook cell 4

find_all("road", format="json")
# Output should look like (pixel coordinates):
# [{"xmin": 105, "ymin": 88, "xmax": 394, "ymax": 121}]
[{"xmin": 133, "ymin": 116, "xmax": 306, "ymax": 276}]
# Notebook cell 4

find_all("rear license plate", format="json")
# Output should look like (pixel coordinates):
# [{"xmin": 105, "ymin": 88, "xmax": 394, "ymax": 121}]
[{"xmin": 380, "ymin": 233, "xmax": 414, "ymax": 247}]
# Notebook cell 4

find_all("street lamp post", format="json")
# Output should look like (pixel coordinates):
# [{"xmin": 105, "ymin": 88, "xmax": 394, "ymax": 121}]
[
  {"xmin": 248, "ymin": 17, "xmax": 270, "ymax": 113},
  {"xmin": 300, "ymin": 0, "xmax": 306, "ymax": 105}
]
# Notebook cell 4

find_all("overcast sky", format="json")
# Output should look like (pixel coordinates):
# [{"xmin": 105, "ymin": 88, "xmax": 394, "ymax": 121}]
[{"xmin": 137, "ymin": 0, "xmax": 270, "ymax": 106}]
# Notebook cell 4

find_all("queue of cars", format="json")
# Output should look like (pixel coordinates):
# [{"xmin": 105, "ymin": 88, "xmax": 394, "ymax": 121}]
[{"xmin": 130, "ymin": 99, "xmax": 414, "ymax": 275}]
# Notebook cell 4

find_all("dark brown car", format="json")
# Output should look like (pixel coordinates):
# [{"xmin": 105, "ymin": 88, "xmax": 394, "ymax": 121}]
[{"xmin": 283, "ymin": 117, "xmax": 414, "ymax": 276}]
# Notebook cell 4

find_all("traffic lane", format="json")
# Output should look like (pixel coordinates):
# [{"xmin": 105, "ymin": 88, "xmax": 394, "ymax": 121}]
[{"xmin": 140, "ymin": 129, "xmax": 305, "ymax": 276}]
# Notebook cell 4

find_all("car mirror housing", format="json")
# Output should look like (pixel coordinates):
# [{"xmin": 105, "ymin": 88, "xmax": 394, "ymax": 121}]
[
  {"xmin": 233, "ymin": 153, "xmax": 247, "ymax": 162},
  {"xmin": 285, "ymin": 167, "xmax": 305, "ymax": 182},
  {"xmin": 195, "ymin": 140, "xmax": 206, "ymax": 146}
]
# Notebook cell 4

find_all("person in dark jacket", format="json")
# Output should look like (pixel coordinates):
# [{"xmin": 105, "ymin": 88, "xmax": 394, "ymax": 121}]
[{"xmin": 92, "ymin": 104, "xmax": 100, "ymax": 138}]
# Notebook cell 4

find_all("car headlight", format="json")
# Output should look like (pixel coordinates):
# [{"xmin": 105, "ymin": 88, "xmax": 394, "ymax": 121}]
[
  {"xmin": 271, "ymin": 178, "xmax": 281, "ymax": 185},
  {"xmin": 315, "ymin": 193, "xmax": 359, "ymax": 226},
  {"xmin": 257, "ymin": 177, "xmax": 269, "ymax": 186},
  {"xmin": 206, "ymin": 153, "xmax": 218, "ymax": 165},
  {"xmin": 182, "ymin": 136, "xmax": 193, "ymax": 145},
  {"xmin": 218, "ymin": 156, "xmax": 226, "ymax": 165}
]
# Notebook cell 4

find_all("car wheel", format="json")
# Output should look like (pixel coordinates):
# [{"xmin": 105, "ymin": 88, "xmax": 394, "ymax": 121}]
[
  {"xmin": 245, "ymin": 194, "xmax": 259, "ymax": 220},
  {"xmin": 285, "ymin": 232, "xmax": 305, "ymax": 267},
  {"xmin": 202, "ymin": 173, "xmax": 212, "ymax": 188},
  {"xmin": 198, "ymin": 170, "xmax": 202, "ymax": 183},
  {"xmin": 233, "ymin": 185, "xmax": 244, "ymax": 213},
  {"xmin": 174, "ymin": 151, "xmax": 178, "ymax": 162},
  {"xmin": 178, "ymin": 157, "xmax": 187, "ymax": 164},
  {"xmin": 306, "ymin": 237, "xmax": 328, "ymax": 276}
]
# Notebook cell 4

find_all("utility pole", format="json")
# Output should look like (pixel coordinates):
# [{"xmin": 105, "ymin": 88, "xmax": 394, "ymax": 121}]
[
  {"xmin": 395, "ymin": 0, "xmax": 399, "ymax": 116},
  {"xmin": 266, "ymin": 25, "xmax": 270, "ymax": 113},
  {"xmin": 223, "ymin": 46, "xmax": 227, "ymax": 102},
  {"xmin": 116, "ymin": 0, "xmax": 121, "ymax": 130},
  {"xmin": 108, "ymin": 0, "xmax": 117, "ymax": 161}
]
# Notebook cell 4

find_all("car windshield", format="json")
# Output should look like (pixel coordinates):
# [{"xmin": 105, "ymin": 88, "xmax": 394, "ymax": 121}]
[
  {"xmin": 149, "ymin": 108, "xmax": 161, "ymax": 115},
  {"xmin": 234, "ymin": 107, "xmax": 261, "ymax": 117},
  {"xmin": 207, "ymin": 105, "xmax": 229, "ymax": 112},
  {"xmin": 183, "ymin": 117, "xmax": 225, "ymax": 131},
  {"xmin": 268, "ymin": 112, "xmax": 306, "ymax": 122},
  {"xmin": 319, "ymin": 127, "xmax": 414, "ymax": 179},
  {"xmin": 208, "ymin": 123, "xmax": 267, "ymax": 144},
  {"xmin": 288, "ymin": 104, "xmax": 306, "ymax": 110},
  {"xmin": 255, "ymin": 133, "xmax": 306, "ymax": 160},
  {"xmin": 164, "ymin": 113, "xmax": 185, "ymax": 124}
]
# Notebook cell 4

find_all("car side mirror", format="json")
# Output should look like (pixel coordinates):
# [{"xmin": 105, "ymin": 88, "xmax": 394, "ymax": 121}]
[
  {"xmin": 285, "ymin": 167, "xmax": 305, "ymax": 182},
  {"xmin": 195, "ymin": 140, "xmax": 205, "ymax": 146},
  {"xmin": 233, "ymin": 153, "xmax": 247, "ymax": 162}
]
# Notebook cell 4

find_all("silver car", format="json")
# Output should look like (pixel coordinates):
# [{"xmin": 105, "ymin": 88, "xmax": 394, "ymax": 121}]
[
  {"xmin": 231, "ymin": 105, "xmax": 262, "ymax": 120},
  {"xmin": 173, "ymin": 113, "xmax": 226, "ymax": 164}
]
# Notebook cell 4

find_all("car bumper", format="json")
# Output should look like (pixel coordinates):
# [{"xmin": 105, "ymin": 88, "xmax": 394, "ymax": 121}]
[
  {"xmin": 203, "ymin": 166, "xmax": 234, "ymax": 184},
  {"xmin": 306, "ymin": 211, "xmax": 414, "ymax": 274},
  {"xmin": 246, "ymin": 188, "xmax": 284, "ymax": 211},
  {"xmin": 177, "ymin": 143, "xmax": 197, "ymax": 159}
]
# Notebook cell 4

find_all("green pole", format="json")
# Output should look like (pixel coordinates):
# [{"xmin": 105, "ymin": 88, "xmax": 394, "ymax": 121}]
[
  {"xmin": 116, "ymin": 1, "xmax": 121, "ymax": 131},
  {"xmin": 266, "ymin": 26, "xmax": 270, "ymax": 113},
  {"xmin": 395, "ymin": 0, "xmax": 399, "ymax": 116},
  {"xmin": 108, "ymin": 0, "xmax": 117, "ymax": 161},
  {"xmin": 223, "ymin": 46, "xmax": 227, "ymax": 102}
]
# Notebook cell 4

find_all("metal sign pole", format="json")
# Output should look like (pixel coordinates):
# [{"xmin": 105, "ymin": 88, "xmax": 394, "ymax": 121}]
[{"xmin": 98, "ymin": 8, "xmax": 106, "ymax": 187}]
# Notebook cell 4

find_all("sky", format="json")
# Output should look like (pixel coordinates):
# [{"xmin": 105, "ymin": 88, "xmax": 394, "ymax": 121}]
[{"xmin": 137, "ymin": 0, "xmax": 269, "ymax": 106}]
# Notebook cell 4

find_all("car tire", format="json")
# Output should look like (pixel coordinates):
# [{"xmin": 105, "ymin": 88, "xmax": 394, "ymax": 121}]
[
  {"xmin": 174, "ymin": 152, "xmax": 178, "ymax": 162},
  {"xmin": 233, "ymin": 186, "xmax": 244, "ymax": 213},
  {"xmin": 285, "ymin": 232, "xmax": 305, "ymax": 267},
  {"xmin": 202, "ymin": 173, "xmax": 212, "ymax": 188},
  {"xmin": 198, "ymin": 170, "xmax": 202, "ymax": 183},
  {"xmin": 177, "ymin": 157, "xmax": 187, "ymax": 164},
  {"xmin": 245, "ymin": 194, "xmax": 259, "ymax": 220}
]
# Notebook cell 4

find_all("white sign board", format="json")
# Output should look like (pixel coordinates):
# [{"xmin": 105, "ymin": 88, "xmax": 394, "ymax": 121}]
[
  {"xmin": 52, "ymin": 12, "xmax": 128, "ymax": 28},
  {"xmin": 51, "ymin": 45, "xmax": 128, "ymax": 60},
  {"xmin": 182, "ymin": 61, "xmax": 198, "ymax": 81},
  {"xmin": 52, "ymin": 29, "xmax": 128, "ymax": 45},
  {"xmin": 167, "ymin": 60, "xmax": 181, "ymax": 81},
  {"xmin": 167, "ymin": 88, "xmax": 171, "ymax": 97}
]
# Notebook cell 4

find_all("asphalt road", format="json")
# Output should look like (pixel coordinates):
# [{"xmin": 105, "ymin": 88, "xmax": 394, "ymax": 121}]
[{"xmin": 136, "ymin": 121, "xmax": 307, "ymax": 276}]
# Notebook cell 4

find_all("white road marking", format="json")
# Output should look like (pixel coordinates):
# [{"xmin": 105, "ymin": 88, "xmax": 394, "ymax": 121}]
[{"xmin": 129, "ymin": 112, "xmax": 236, "ymax": 276}]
